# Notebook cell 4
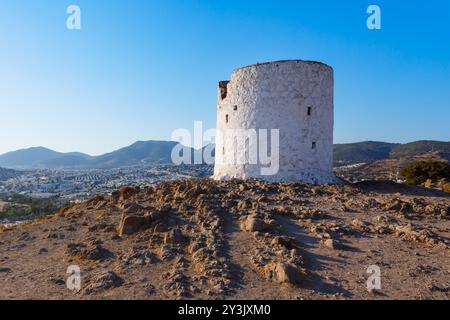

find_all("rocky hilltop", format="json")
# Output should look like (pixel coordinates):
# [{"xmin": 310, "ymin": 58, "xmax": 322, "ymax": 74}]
[{"xmin": 0, "ymin": 179, "xmax": 449, "ymax": 300}]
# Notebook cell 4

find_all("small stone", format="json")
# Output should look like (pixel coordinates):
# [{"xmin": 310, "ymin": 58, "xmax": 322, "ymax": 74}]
[
  {"xmin": 270, "ymin": 236, "xmax": 297, "ymax": 249},
  {"xmin": 164, "ymin": 228, "xmax": 185, "ymax": 245},
  {"xmin": 49, "ymin": 277, "xmax": 65, "ymax": 286},
  {"xmin": 241, "ymin": 215, "xmax": 268, "ymax": 232},
  {"xmin": 272, "ymin": 262, "xmax": 304, "ymax": 285},
  {"xmin": 322, "ymin": 239, "xmax": 339, "ymax": 250},
  {"xmin": 122, "ymin": 248, "xmax": 158, "ymax": 267},
  {"xmin": 83, "ymin": 271, "xmax": 124, "ymax": 294},
  {"xmin": 66, "ymin": 242, "xmax": 113, "ymax": 261}
]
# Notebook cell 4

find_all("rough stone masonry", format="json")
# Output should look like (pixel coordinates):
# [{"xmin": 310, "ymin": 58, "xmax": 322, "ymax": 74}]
[{"xmin": 214, "ymin": 60, "xmax": 337, "ymax": 184}]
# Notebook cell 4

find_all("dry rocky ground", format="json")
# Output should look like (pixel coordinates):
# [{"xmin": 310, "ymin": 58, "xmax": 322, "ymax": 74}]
[{"xmin": 0, "ymin": 178, "xmax": 449, "ymax": 300}]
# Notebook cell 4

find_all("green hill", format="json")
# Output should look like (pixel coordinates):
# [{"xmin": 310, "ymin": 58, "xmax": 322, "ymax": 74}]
[
  {"xmin": 333, "ymin": 141, "xmax": 395, "ymax": 165},
  {"xmin": 391, "ymin": 141, "xmax": 450, "ymax": 158},
  {"xmin": 334, "ymin": 140, "xmax": 450, "ymax": 166}
]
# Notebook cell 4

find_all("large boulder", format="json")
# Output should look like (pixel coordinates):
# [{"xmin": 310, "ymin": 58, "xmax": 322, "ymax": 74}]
[{"xmin": 118, "ymin": 215, "xmax": 149, "ymax": 236}]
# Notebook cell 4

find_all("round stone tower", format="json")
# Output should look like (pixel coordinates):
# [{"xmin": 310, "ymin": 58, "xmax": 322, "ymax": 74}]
[{"xmin": 213, "ymin": 60, "xmax": 337, "ymax": 184}]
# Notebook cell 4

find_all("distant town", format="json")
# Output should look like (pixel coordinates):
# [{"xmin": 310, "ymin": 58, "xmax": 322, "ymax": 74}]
[{"xmin": 0, "ymin": 164, "xmax": 212, "ymax": 203}]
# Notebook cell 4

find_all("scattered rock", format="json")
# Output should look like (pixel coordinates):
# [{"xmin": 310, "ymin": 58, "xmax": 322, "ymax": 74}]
[
  {"xmin": 66, "ymin": 241, "xmax": 113, "ymax": 261},
  {"xmin": 241, "ymin": 214, "xmax": 270, "ymax": 233},
  {"xmin": 373, "ymin": 225, "xmax": 392, "ymax": 235},
  {"xmin": 394, "ymin": 224, "xmax": 448, "ymax": 249},
  {"xmin": 117, "ymin": 215, "xmax": 149, "ymax": 236},
  {"xmin": 163, "ymin": 269, "xmax": 191, "ymax": 298},
  {"xmin": 88, "ymin": 222, "xmax": 110, "ymax": 232},
  {"xmin": 83, "ymin": 271, "xmax": 124, "ymax": 294},
  {"xmin": 47, "ymin": 232, "xmax": 65, "ymax": 240},
  {"xmin": 121, "ymin": 246, "xmax": 158, "ymax": 267},
  {"xmin": 270, "ymin": 236, "xmax": 297, "ymax": 249},
  {"xmin": 351, "ymin": 219, "xmax": 371, "ymax": 232},
  {"xmin": 321, "ymin": 239, "xmax": 341, "ymax": 250},
  {"xmin": 49, "ymin": 277, "xmax": 65, "ymax": 286},
  {"xmin": 164, "ymin": 228, "xmax": 185, "ymax": 245},
  {"xmin": 159, "ymin": 244, "xmax": 179, "ymax": 261},
  {"xmin": 271, "ymin": 262, "xmax": 304, "ymax": 285}
]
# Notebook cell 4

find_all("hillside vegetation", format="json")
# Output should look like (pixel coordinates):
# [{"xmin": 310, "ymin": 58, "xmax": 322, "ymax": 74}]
[{"xmin": 0, "ymin": 193, "xmax": 66, "ymax": 220}]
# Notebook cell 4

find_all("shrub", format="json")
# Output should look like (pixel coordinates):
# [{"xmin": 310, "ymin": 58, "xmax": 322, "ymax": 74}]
[
  {"xmin": 0, "ymin": 193, "xmax": 64, "ymax": 219},
  {"xmin": 400, "ymin": 161, "xmax": 450, "ymax": 185}
]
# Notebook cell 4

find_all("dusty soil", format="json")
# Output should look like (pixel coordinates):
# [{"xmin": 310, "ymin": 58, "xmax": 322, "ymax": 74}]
[{"xmin": 0, "ymin": 178, "xmax": 449, "ymax": 300}]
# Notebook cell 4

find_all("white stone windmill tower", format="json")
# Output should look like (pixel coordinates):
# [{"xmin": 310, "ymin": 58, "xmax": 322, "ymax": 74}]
[{"xmin": 213, "ymin": 60, "xmax": 337, "ymax": 184}]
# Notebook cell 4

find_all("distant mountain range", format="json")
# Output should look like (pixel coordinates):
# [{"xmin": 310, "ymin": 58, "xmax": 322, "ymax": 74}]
[
  {"xmin": 0, "ymin": 141, "xmax": 182, "ymax": 169},
  {"xmin": 0, "ymin": 140, "xmax": 449, "ymax": 170}
]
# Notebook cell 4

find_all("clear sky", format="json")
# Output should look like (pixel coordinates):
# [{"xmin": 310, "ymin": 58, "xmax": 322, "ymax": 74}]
[{"xmin": 0, "ymin": 0, "xmax": 449, "ymax": 155}]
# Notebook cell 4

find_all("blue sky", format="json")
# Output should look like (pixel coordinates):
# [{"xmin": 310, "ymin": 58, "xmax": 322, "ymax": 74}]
[{"xmin": 0, "ymin": 0, "xmax": 449, "ymax": 155}]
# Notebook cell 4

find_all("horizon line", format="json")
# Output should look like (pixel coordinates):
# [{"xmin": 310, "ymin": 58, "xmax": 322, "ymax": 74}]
[{"xmin": 1, "ymin": 139, "xmax": 450, "ymax": 158}]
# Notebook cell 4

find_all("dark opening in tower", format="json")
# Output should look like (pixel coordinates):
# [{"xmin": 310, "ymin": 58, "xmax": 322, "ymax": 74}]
[{"xmin": 219, "ymin": 81, "xmax": 230, "ymax": 100}]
